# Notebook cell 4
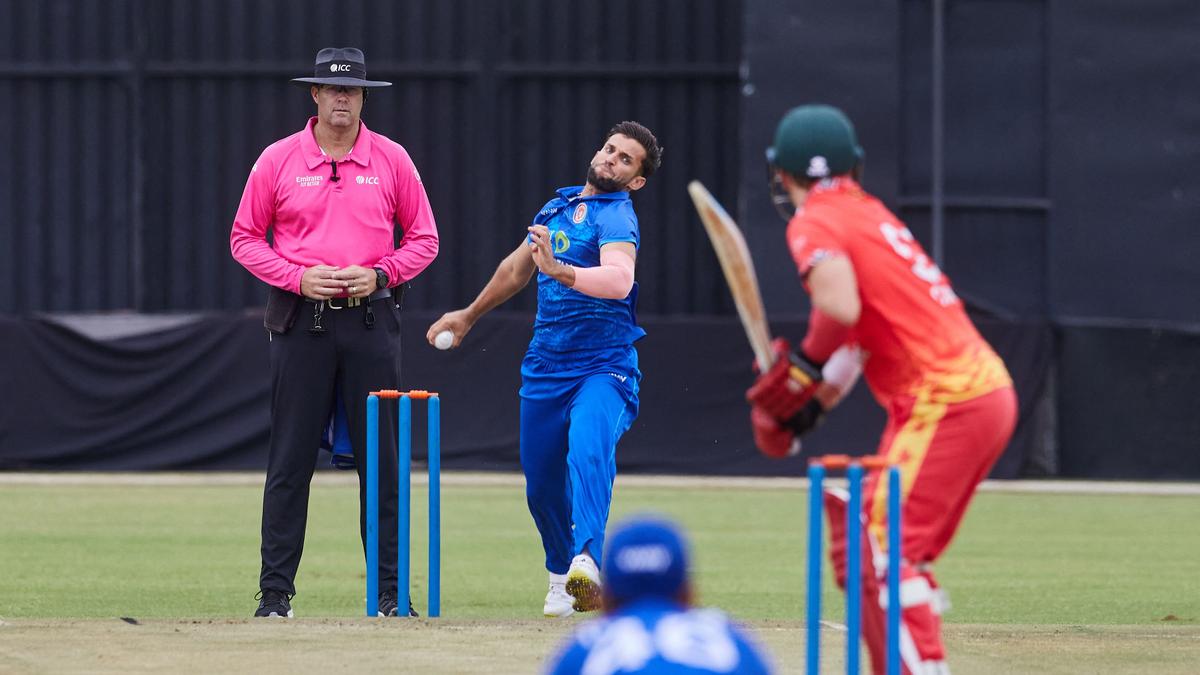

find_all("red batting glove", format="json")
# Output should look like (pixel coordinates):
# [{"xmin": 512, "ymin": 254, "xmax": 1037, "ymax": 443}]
[
  {"xmin": 746, "ymin": 338, "xmax": 823, "ymax": 421},
  {"xmin": 750, "ymin": 406, "xmax": 801, "ymax": 458}
]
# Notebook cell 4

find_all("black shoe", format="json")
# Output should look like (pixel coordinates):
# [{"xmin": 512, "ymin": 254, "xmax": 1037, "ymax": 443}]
[
  {"xmin": 254, "ymin": 589, "xmax": 294, "ymax": 618},
  {"xmin": 378, "ymin": 590, "xmax": 419, "ymax": 617}
]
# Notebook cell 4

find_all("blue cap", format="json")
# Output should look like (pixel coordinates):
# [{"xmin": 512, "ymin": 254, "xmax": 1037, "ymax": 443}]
[{"xmin": 602, "ymin": 515, "xmax": 690, "ymax": 603}]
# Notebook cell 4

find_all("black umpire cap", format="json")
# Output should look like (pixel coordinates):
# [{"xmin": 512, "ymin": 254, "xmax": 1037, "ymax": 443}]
[{"xmin": 291, "ymin": 47, "xmax": 392, "ymax": 88}]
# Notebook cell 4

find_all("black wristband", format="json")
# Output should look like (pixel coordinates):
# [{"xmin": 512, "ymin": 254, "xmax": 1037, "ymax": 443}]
[
  {"xmin": 374, "ymin": 267, "xmax": 389, "ymax": 291},
  {"xmin": 786, "ymin": 399, "xmax": 826, "ymax": 436},
  {"xmin": 785, "ymin": 349, "xmax": 824, "ymax": 386}
]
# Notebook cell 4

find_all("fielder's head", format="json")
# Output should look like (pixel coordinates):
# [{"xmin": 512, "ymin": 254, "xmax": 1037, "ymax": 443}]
[
  {"xmin": 586, "ymin": 121, "xmax": 663, "ymax": 195},
  {"xmin": 766, "ymin": 104, "xmax": 864, "ymax": 215},
  {"xmin": 601, "ymin": 515, "xmax": 693, "ymax": 611}
]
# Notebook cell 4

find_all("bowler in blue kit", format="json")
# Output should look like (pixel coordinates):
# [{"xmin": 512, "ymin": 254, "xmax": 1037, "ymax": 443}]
[{"xmin": 427, "ymin": 121, "xmax": 663, "ymax": 616}]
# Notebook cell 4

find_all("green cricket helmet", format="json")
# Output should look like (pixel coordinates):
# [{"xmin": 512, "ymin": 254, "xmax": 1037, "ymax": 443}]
[{"xmin": 766, "ymin": 104, "xmax": 864, "ymax": 178}]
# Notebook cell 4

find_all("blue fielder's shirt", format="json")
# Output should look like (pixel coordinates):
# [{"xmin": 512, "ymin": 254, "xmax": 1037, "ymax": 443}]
[
  {"xmin": 544, "ymin": 599, "xmax": 775, "ymax": 675},
  {"xmin": 528, "ymin": 186, "xmax": 647, "ymax": 354}
]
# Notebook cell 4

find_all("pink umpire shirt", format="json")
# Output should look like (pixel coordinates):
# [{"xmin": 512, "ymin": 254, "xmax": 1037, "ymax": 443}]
[{"xmin": 230, "ymin": 117, "xmax": 439, "ymax": 295}]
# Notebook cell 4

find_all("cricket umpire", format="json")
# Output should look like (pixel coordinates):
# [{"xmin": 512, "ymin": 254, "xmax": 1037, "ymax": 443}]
[{"xmin": 230, "ymin": 47, "xmax": 439, "ymax": 618}]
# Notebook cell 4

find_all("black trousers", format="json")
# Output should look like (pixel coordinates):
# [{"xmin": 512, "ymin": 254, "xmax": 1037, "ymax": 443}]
[{"xmin": 259, "ymin": 295, "xmax": 402, "ymax": 596}]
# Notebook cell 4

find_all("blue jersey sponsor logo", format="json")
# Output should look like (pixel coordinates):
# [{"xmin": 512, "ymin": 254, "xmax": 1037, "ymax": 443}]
[{"xmin": 554, "ymin": 230, "xmax": 571, "ymax": 254}]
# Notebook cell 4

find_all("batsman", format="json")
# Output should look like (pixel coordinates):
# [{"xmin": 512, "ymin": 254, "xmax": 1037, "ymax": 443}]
[{"xmin": 748, "ymin": 105, "xmax": 1017, "ymax": 674}]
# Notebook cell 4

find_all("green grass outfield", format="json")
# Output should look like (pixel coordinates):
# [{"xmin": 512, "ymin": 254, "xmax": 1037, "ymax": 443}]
[{"xmin": 1, "ymin": 473, "xmax": 1198, "ymax": 673}]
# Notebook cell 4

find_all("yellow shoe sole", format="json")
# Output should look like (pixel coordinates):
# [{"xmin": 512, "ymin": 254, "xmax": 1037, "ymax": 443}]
[{"xmin": 566, "ymin": 571, "xmax": 602, "ymax": 612}]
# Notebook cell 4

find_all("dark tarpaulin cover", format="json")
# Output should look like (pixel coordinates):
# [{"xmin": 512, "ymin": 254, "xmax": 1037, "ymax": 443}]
[
  {"xmin": 0, "ymin": 314, "xmax": 270, "ymax": 470},
  {"xmin": 1, "ymin": 312, "xmax": 1051, "ymax": 477}
]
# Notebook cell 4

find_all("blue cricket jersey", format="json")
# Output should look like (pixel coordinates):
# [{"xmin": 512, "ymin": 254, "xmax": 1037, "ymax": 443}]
[
  {"xmin": 544, "ymin": 599, "xmax": 775, "ymax": 675},
  {"xmin": 528, "ymin": 186, "xmax": 647, "ymax": 354}
]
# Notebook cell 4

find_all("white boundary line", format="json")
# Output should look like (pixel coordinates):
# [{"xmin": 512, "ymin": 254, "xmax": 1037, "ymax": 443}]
[{"xmin": 1, "ymin": 471, "xmax": 1198, "ymax": 495}]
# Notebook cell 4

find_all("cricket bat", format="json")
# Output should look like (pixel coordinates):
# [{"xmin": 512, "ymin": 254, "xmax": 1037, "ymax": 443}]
[{"xmin": 688, "ymin": 180, "xmax": 775, "ymax": 372}]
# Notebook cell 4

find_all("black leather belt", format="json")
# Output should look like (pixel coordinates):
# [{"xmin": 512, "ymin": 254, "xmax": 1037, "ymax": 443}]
[{"xmin": 306, "ymin": 287, "xmax": 392, "ymax": 309}]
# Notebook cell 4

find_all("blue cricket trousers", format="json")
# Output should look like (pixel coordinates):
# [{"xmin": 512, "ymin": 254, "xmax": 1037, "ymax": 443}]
[{"xmin": 519, "ymin": 345, "xmax": 640, "ymax": 574}]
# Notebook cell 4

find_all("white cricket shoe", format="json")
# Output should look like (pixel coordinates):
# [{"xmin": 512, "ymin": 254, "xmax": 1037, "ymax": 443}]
[
  {"xmin": 566, "ymin": 554, "xmax": 602, "ymax": 612},
  {"xmin": 544, "ymin": 583, "xmax": 575, "ymax": 618}
]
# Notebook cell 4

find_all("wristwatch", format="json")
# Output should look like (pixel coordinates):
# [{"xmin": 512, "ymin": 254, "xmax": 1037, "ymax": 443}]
[{"xmin": 374, "ymin": 267, "xmax": 389, "ymax": 292}]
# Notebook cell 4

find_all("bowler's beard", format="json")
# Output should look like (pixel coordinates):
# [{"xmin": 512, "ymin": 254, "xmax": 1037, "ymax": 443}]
[{"xmin": 586, "ymin": 164, "xmax": 629, "ymax": 194}]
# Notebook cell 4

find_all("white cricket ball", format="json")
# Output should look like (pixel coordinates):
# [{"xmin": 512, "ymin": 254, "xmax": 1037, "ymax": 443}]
[{"xmin": 434, "ymin": 330, "xmax": 454, "ymax": 351}]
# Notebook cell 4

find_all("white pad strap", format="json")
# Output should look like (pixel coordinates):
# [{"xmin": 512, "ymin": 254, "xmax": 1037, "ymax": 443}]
[{"xmin": 878, "ymin": 575, "xmax": 933, "ymax": 610}]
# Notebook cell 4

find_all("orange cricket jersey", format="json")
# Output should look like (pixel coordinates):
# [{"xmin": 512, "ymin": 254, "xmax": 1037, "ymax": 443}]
[{"xmin": 786, "ymin": 178, "xmax": 1011, "ymax": 407}]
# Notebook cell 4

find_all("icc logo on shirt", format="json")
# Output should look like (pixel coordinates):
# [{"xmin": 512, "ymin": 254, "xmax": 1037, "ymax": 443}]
[{"xmin": 356, "ymin": 176, "xmax": 379, "ymax": 185}]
